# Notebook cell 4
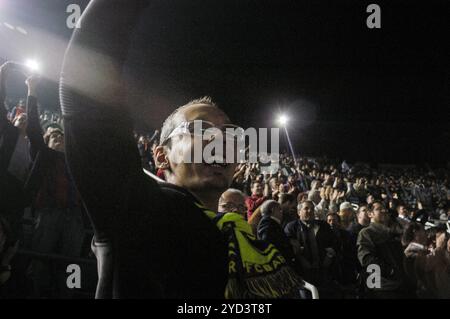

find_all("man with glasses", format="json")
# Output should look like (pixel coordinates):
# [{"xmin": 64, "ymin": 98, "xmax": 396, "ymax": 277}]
[
  {"xmin": 218, "ymin": 189, "xmax": 247, "ymax": 217},
  {"xmin": 154, "ymin": 97, "xmax": 242, "ymax": 211},
  {"xmin": 60, "ymin": 0, "xmax": 231, "ymax": 298}
]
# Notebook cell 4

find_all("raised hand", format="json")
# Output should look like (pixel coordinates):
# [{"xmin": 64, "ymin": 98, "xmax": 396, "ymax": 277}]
[
  {"xmin": 330, "ymin": 188, "xmax": 339, "ymax": 202},
  {"xmin": 25, "ymin": 75, "xmax": 41, "ymax": 97}
]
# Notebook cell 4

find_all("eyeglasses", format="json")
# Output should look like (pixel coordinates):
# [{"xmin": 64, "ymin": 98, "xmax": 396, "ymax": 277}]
[
  {"xmin": 161, "ymin": 120, "xmax": 243, "ymax": 145},
  {"xmin": 219, "ymin": 202, "xmax": 247, "ymax": 213}
]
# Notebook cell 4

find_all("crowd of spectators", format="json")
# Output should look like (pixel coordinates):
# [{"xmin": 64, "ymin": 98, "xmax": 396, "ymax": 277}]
[
  {"xmin": 1, "ymin": 56, "xmax": 450, "ymax": 299},
  {"xmin": 135, "ymin": 117, "xmax": 450, "ymax": 299}
]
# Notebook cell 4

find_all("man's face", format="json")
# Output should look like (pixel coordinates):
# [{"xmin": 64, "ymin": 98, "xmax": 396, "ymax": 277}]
[
  {"xmin": 327, "ymin": 214, "xmax": 339, "ymax": 229},
  {"xmin": 269, "ymin": 177, "xmax": 280, "ymax": 192},
  {"xmin": 298, "ymin": 202, "xmax": 314, "ymax": 222},
  {"xmin": 398, "ymin": 205, "xmax": 409, "ymax": 217},
  {"xmin": 251, "ymin": 182, "xmax": 263, "ymax": 196},
  {"xmin": 48, "ymin": 131, "xmax": 65, "ymax": 152},
  {"xmin": 339, "ymin": 208, "xmax": 355, "ymax": 225},
  {"xmin": 369, "ymin": 203, "xmax": 387, "ymax": 224},
  {"xmin": 367, "ymin": 195, "xmax": 375, "ymax": 204},
  {"xmin": 357, "ymin": 206, "xmax": 370, "ymax": 226},
  {"xmin": 165, "ymin": 104, "xmax": 237, "ymax": 192},
  {"xmin": 218, "ymin": 191, "xmax": 246, "ymax": 216},
  {"xmin": 13, "ymin": 114, "xmax": 27, "ymax": 130},
  {"xmin": 280, "ymin": 199, "xmax": 296, "ymax": 216}
]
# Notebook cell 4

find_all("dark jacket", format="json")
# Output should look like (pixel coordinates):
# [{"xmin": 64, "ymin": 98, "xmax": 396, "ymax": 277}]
[
  {"xmin": 257, "ymin": 215, "xmax": 295, "ymax": 262},
  {"xmin": 332, "ymin": 227, "xmax": 358, "ymax": 284},
  {"xmin": 0, "ymin": 65, "xmax": 30, "ymax": 242},
  {"xmin": 59, "ymin": 0, "xmax": 227, "ymax": 298},
  {"xmin": 357, "ymin": 222, "xmax": 407, "ymax": 292},
  {"xmin": 284, "ymin": 219, "xmax": 336, "ymax": 268},
  {"xmin": 24, "ymin": 96, "xmax": 80, "ymax": 209}
]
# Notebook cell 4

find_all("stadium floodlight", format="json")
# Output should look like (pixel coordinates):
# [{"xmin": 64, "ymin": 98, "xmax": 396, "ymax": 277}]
[
  {"xmin": 277, "ymin": 114, "xmax": 288, "ymax": 127},
  {"xmin": 25, "ymin": 59, "xmax": 40, "ymax": 72},
  {"xmin": 277, "ymin": 113, "xmax": 297, "ymax": 165}
]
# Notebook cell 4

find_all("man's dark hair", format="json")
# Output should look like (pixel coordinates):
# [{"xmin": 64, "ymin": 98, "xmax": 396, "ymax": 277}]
[
  {"xmin": 260, "ymin": 200, "xmax": 280, "ymax": 217},
  {"xmin": 368, "ymin": 200, "xmax": 384, "ymax": 212},
  {"xmin": 326, "ymin": 212, "xmax": 341, "ymax": 223},
  {"xmin": 402, "ymin": 222, "xmax": 424, "ymax": 246},
  {"xmin": 298, "ymin": 200, "xmax": 314, "ymax": 211},
  {"xmin": 279, "ymin": 193, "xmax": 295, "ymax": 205},
  {"xmin": 251, "ymin": 181, "xmax": 262, "ymax": 188}
]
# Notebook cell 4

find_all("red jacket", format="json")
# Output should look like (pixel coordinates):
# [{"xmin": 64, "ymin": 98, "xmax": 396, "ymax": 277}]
[{"xmin": 245, "ymin": 194, "xmax": 266, "ymax": 220}]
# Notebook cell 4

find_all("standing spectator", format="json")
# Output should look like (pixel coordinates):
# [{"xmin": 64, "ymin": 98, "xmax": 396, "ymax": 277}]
[
  {"xmin": 326, "ymin": 212, "xmax": 357, "ymax": 285},
  {"xmin": 396, "ymin": 204, "xmax": 411, "ymax": 229},
  {"xmin": 218, "ymin": 189, "xmax": 247, "ymax": 217},
  {"xmin": 279, "ymin": 193, "xmax": 297, "ymax": 227},
  {"xmin": 0, "ymin": 62, "xmax": 32, "ymax": 247},
  {"xmin": 60, "ymin": 0, "xmax": 232, "ymax": 298},
  {"xmin": 348, "ymin": 204, "xmax": 370, "ymax": 239},
  {"xmin": 245, "ymin": 181, "xmax": 268, "ymax": 220},
  {"xmin": 357, "ymin": 201, "xmax": 410, "ymax": 298},
  {"xmin": 402, "ymin": 222, "xmax": 430, "ymax": 298},
  {"xmin": 338, "ymin": 202, "xmax": 356, "ymax": 230},
  {"xmin": 24, "ymin": 75, "xmax": 85, "ymax": 298}
]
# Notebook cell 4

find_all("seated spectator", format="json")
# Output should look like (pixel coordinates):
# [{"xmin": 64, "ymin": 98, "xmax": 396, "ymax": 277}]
[
  {"xmin": 257, "ymin": 200, "xmax": 295, "ymax": 263},
  {"xmin": 218, "ymin": 188, "xmax": 247, "ymax": 217},
  {"xmin": 284, "ymin": 200, "xmax": 336, "ymax": 290},
  {"xmin": 279, "ymin": 193, "xmax": 297, "ymax": 227},
  {"xmin": 326, "ymin": 213, "xmax": 357, "ymax": 285}
]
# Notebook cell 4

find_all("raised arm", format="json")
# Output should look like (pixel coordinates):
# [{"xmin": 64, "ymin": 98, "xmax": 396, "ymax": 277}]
[
  {"xmin": 59, "ymin": 0, "xmax": 150, "ymax": 241},
  {"xmin": 25, "ymin": 76, "xmax": 46, "ymax": 159},
  {"xmin": 0, "ymin": 62, "xmax": 12, "ymax": 135}
]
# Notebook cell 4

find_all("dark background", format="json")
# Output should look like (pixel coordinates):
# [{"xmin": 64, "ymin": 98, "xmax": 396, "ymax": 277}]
[{"xmin": 0, "ymin": 0, "xmax": 448, "ymax": 165}]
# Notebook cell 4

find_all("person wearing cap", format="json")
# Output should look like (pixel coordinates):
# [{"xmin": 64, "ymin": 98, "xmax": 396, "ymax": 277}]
[{"xmin": 338, "ymin": 201, "xmax": 356, "ymax": 230}]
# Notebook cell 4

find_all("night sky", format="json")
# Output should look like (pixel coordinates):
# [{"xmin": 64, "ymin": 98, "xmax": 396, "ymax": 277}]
[{"xmin": 1, "ymin": 0, "xmax": 448, "ymax": 164}]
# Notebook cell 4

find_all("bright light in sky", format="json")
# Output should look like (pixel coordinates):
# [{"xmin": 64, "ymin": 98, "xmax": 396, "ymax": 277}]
[
  {"xmin": 278, "ymin": 114, "xmax": 288, "ymax": 126},
  {"xmin": 25, "ymin": 59, "xmax": 40, "ymax": 72}
]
